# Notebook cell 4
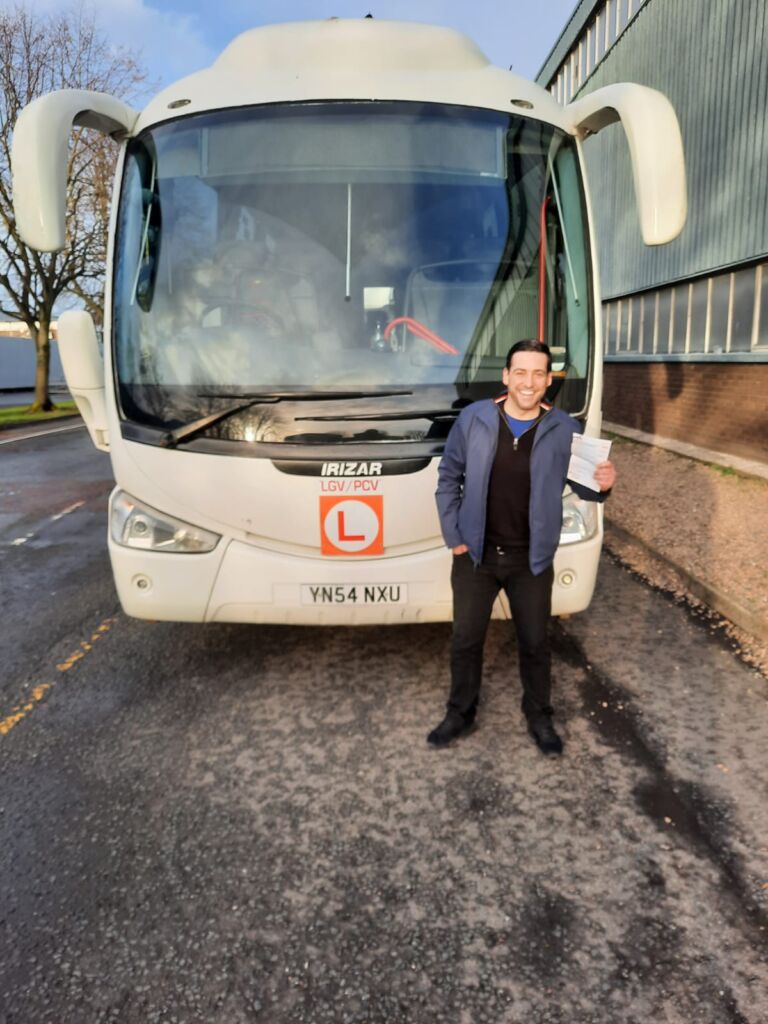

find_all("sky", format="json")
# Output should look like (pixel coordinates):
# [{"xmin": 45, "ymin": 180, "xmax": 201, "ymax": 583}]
[{"xmin": 0, "ymin": 0, "xmax": 579, "ymax": 94}]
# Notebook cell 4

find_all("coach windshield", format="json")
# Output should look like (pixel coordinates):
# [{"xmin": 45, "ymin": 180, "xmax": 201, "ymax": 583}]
[{"xmin": 113, "ymin": 101, "xmax": 592, "ymax": 452}]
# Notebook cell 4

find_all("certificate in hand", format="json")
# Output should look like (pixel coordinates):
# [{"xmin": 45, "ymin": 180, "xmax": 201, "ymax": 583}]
[{"xmin": 568, "ymin": 434, "xmax": 612, "ymax": 491}]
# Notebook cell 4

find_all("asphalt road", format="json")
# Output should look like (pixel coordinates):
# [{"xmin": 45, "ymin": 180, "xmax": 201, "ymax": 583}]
[{"xmin": 1, "ymin": 427, "xmax": 767, "ymax": 1024}]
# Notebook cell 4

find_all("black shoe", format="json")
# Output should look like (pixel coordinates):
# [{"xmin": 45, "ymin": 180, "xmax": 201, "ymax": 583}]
[
  {"xmin": 427, "ymin": 709, "xmax": 474, "ymax": 747},
  {"xmin": 527, "ymin": 715, "xmax": 563, "ymax": 755}
]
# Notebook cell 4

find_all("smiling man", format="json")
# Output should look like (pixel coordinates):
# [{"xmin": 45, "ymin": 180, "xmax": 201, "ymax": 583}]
[{"xmin": 430, "ymin": 339, "xmax": 616, "ymax": 754}]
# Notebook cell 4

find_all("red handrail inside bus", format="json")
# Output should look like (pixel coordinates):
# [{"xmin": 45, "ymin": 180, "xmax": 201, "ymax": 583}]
[{"xmin": 384, "ymin": 316, "xmax": 460, "ymax": 356}]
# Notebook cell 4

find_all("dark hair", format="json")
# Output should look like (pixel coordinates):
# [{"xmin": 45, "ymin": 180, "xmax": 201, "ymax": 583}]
[{"xmin": 505, "ymin": 339, "xmax": 552, "ymax": 372}]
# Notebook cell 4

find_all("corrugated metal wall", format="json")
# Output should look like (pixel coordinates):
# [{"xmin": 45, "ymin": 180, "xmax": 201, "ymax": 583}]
[{"xmin": 572, "ymin": 0, "xmax": 768, "ymax": 298}]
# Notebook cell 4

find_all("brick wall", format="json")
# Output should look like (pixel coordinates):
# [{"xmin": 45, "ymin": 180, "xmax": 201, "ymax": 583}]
[{"xmin": 603, "ymin": 362, "xmax": 768, "ymax": 464}]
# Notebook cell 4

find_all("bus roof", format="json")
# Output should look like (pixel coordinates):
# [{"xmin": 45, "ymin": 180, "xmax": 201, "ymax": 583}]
[{"xmin": 136, "ymin": 19, "xmax": 570, "ymax": 134}]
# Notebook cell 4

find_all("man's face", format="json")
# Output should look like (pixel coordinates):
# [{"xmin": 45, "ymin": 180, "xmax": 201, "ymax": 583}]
[{"xmin": 502, "ymin": 351, "xmax": 552, "ymax": 417}]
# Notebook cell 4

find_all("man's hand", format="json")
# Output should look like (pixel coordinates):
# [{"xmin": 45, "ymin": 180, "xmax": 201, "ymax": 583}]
[
  {"xmin": 594, "ymin": 460, "xmax": 616, "ymax": 492},
  {"xmin": 452, "ymin": 544, "xmax": 469, "ymax": 555}
]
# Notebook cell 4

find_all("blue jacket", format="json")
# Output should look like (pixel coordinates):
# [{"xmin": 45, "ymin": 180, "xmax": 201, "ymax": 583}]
[{"xmin": 435, "ymin": 399, "xmax": 606, "ymax": 575}]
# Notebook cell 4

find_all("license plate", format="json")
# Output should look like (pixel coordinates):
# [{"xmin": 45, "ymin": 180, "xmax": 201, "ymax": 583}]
[{"xmin": 300, "ymin": 583, "xmax": 407, "ymax": 605}]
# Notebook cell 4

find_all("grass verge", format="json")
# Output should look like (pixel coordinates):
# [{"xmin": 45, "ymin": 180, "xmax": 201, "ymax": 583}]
[{"xmin": 0, "ymin": 401, "xmax": 80, "ymax": 430}]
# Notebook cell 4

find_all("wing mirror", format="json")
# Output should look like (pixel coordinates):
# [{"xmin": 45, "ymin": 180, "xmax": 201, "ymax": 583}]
[{"xmin": 567, "ymin": 83, "xmax": 687, "ymax": 245}]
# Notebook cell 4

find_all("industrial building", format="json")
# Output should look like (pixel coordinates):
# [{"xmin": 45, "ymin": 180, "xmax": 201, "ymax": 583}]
[{"xmin": 537, "ymin": 0, "xmax": 767, "ymax": 463}]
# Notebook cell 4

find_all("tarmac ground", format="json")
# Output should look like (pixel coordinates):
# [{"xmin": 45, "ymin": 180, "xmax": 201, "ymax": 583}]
[{"xmin": 0, "ymin": 427, "xmax": 766, "ymax": 1023}]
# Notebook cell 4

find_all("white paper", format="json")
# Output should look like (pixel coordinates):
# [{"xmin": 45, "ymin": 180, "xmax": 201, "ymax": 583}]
[{"xmin": 568, "ymin": 434, "xmax": 612, "ymax": 490}]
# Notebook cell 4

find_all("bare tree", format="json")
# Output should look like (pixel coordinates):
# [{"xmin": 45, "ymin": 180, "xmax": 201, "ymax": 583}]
[{"xmin": 0, "ymin": 5, "xmax": 147, "ymax": 410}]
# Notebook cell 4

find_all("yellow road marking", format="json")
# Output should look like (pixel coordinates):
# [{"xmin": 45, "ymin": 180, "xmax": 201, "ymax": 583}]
[
  {"xmin": 0, "ymin": 616, "xmax": 119, "ymax": 737},
  {"xmin": 56, "ymin": 617, "xmax": 117, "ymax": 672},
  {"xmin": 0, "ymin": 684, "xmax": 52, "ymax": 735}
]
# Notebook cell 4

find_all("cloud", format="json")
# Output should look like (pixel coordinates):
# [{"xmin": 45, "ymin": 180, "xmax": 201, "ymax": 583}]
[
  {"xmin": 0, "ymin": 0, "xmax": 576, "ymax": 91},
  {"xmin": 0, "ymin": 0, "xmax": 217, "ymax": 91},
  {"xmin": 95, "ymin": 0, "xmax": 216, "ymax": 86}
]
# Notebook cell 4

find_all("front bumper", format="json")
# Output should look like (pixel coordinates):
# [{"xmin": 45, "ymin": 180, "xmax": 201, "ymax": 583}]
[{"xmin": 108, "ymin": 523, "xmax": 603, "ymax": 625}]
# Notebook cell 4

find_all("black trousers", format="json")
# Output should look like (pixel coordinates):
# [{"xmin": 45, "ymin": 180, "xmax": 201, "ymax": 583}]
[{"xmin": 449, "ymin": 548, "xmax": 554, "ymax": 721}]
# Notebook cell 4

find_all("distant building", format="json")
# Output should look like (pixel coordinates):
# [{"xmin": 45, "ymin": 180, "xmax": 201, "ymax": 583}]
[
  {"xmin": 537, "ymin": 0, "xmax": 767, "ymax": 463},
  {"xmin": 0, "ymin": 328, "xmax": 64, "ymax": 389},
  {"xmin": 0, "ymin": 320, "xmax": 59, "ymax": 337}
]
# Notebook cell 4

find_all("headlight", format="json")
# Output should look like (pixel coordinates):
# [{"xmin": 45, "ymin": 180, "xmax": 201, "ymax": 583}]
[
  {"xmin": 559, "ymin": 489, "xmax": 598, "ymax": 545},
  {"xmin": 110, "ymin": 490, "xmax": 220, "ymax": 553}
]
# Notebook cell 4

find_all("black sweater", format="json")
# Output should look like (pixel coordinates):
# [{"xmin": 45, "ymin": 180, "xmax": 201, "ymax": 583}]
[{"xmin": 484, "ymin": 413, "xmax": 542, "ymax": 557}]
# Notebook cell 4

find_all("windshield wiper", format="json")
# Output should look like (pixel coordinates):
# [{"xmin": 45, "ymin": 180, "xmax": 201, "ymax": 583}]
[
  {"xmin": 294, "ymin": 409, "xmax": 460, "ymax": 423},
  {"xmin": 160, "ymin": 389, "xmax": 413, "ymax": 448}
]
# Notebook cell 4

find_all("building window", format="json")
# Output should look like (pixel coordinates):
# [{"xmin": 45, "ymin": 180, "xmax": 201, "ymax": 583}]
[
  {"xmin": 650, "ymin": 292, "xmax": 660, "ymax": 353},
  {"xmin": 730, "ymin": 266, "xmax": 755, "ymax": 353},
  {"xmin": 618, "ymin": 300, "xmax": 625, "ymax": 351},
  {"xmin": 656, "ymin": 289, "xmax": 672, "ymax": 354},
  {"xmin": 602, "ymin": 266, "xmax": 768, "ymax": 360},
  {"xmin": 708, "ymin": 274, "xmax": 730, "ymax": 354},
  {"xmin": 634, "ymin": 294, "xmax": 651, "ymax": 354},
  {"xmin": 704, "ymin": 278, "xmax": 713, "ymax": 352},
  {"xmin": 546, "ymin": 0, "xmax": 651, "ymax": 98},
  {"xmin": 623, "ymin": 298, "xmax": 632, "ymax": 351},
  {"xmin": 627, "ymin": 299, "xmax": 636, "ymax": 351},
  {"xmin": 628, "ymin": 295, "xmax": 641, "ymax": 352},
  {"xmin": 671, "ymin": 285, "xmax": 689, "ymax": 353},
  {"xmin": 605, "ymin": 0, "xmax": 616, "ymax": 49},
  {"xmin": 606, "ymin": 301, "xmax": 619, "ymax": 353},
  {"xmin": 757, "ymin": 264, "xmax": 768, "ymax": 348},
  {"xmin": 607, "ymin": 302, "xmax": 615, "ymax": 353},
  {"xmin": 689, "ymin": 279, "xmax": 708, "ymax": 352},
  {"xmin": 595, "ymin": 9, "xmax": 605, "ymax": 63}
]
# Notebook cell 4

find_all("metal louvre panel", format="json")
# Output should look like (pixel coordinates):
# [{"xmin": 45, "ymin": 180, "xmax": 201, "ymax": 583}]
[
  {"xmin": 539, "ymin": 0, "xmax": 768, "ymax": 299},
  {"xmin": 536, "ymin": 0, "xmax": 604, "ymax": 87}
]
